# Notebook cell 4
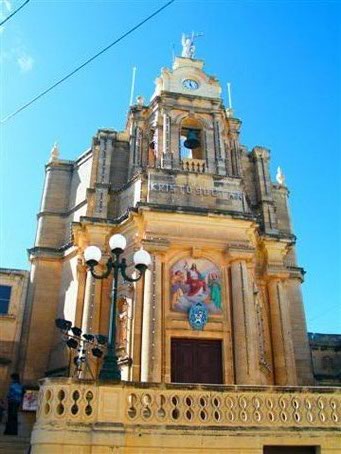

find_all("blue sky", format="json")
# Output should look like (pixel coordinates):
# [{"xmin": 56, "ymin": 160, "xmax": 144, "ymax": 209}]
[{"xmin": 0, "ymin": 0, "xmax": 340, "ymax": 333}]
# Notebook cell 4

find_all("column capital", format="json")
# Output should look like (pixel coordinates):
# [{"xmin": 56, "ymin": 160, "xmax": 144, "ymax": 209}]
[
  {"xmin": 225, "ymin": 242, "xmax": 255, "ymax": 263},
  {"xmin": 142, "ymin": 237, "xmax": 170, "ymax": 254},
  {"xmin": 260, "ymin": 238, "xmax": 290, "ymax": 269},
  {"xmin": 263, "ymin": 266, "xmax": 290, "ymax": 281}
]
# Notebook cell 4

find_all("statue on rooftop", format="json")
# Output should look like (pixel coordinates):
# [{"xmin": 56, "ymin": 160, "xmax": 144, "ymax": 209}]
[
  {"xmin": 276, "ymin": 166, "xmax": 286, "ymax": 186},
  {"xmin": 181, "ymin": 32, "xmax": 203, "ymax": 59}
]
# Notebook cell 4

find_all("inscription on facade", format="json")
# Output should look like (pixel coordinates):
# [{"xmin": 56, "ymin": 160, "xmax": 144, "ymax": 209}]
[{"xmin": 150, "ymin": 182, "xmax": 243, "ymax": 201}]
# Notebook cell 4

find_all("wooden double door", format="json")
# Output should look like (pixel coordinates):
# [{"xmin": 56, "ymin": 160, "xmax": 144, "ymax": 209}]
[{"xmin": 171, "ymin": 338, "xmax": 223, "ymax": 384}]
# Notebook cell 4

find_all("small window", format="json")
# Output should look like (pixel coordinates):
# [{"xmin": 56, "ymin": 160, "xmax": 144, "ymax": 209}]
[{"xmin": 0, "ymin": 285, "xmax": 12, "ymax": 314}]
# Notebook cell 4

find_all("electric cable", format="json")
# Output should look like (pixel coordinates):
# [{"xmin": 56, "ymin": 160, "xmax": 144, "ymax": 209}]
[
  {"xmin": 0, "ymin": 0, "xmax": 30, "ymax": 27},
  {"xmin": 1, "ymin": 0, "xmax": 175, "ymax": 124}
]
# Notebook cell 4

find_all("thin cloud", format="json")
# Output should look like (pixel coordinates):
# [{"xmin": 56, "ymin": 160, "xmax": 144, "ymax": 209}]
[
  {"xmin": 3, "ymin": 0, "xmax": 12, "ymax": 12},
  {"xmin": 17, "ymin": 52, "xmax": 34, "ymax": 72}
]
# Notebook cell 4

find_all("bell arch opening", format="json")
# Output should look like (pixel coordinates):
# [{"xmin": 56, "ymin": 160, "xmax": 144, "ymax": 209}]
[{"xmin": 180, "ymin": 117, "xmax": 204, "ymax": 161}]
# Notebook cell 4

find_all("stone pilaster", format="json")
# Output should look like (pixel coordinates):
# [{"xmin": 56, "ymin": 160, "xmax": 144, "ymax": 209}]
[
  {"xmin": 286, "ymin": 276, "xmax": 315, "ymax": 385},
  {"xmin": 214, "ymin": 116, "xmax": 226, "ymax": 176},
  {"xmin": 162, "ymin": 111, "xmax": 172, "ymax": 169},
  {"xmin": 267, "ymin": 278, "xmax": 297, "ymax": 385},
  {"xmin": 251, "ymin": 146, "xmax": 278, "ymax": 234},
  {"xmin": 228, "ymin": 243, "xmax": 266, "ymax": 385},
  {"xmin": 226, "ymin": 117, "xmax": 242, "ymax": 177},
  {"xmin": 93, "ymin": 135, "xmax": 113, "ymax": 219}
]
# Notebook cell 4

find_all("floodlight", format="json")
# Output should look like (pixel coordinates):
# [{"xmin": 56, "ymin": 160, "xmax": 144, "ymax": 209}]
[
  {"xmin": 55, "ymin": 318, "xmax": 72, "ymax": 331},
  {"xmin": 71, "ymin": 326, "xmax": 82, "ymax": 337},
  {"xmin": 66, "ymin": 338, "xmax": 78, "ymax": 349},
  {"xmin": 92, "ymin": 347, "xmax": 103, "ymax": 358},
  {"xmin": 83, "ymin": 333, "xmax": 94, "ymax": 342},
  {"xmin": 96, "ymin": 334, "xmax": 108, "ymax": 345}
]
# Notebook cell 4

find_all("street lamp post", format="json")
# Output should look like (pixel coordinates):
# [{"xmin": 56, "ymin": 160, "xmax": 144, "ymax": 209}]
[{"xmin": 84, "ymin": 234, "xmax": 151, "ymax": 381}]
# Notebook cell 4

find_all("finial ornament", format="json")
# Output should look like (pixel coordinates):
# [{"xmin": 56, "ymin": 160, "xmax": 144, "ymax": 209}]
[
  {"xmin": 49, "ymin": 142, "xmax": 59, "ymax": 162},
  {"xmin": 181, "ymin": 32, "xmax": 203, "ymax": 59},
  {"xmin": 276, "ymin": 166, "xmax": 285, "ymax": 186}
]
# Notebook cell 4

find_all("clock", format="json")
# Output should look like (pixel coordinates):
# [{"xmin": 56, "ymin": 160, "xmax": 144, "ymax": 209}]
[{"xmin": 183, "ymin": 79, "xmax": 199, "ymax": 90}]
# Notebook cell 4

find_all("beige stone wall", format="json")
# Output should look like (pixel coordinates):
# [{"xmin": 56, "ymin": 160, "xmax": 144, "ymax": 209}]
[{"xmin": 22, "ymin": 259, "xmax": 63, "ymax": 385}]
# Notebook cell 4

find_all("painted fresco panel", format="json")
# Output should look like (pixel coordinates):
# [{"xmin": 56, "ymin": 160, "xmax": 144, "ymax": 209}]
[{"xmin": 170, "ymin": 258, "xmax": 222, "ymax": 314}]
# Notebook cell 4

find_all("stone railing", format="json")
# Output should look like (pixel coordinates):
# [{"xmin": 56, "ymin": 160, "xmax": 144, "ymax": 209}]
[
  {"xmin": 35, "ymin": 379, "xmax": 340, "ymax": 430},
  {"xmin": 181, "ymin": 158, "xmax": 206, "ymax": 173}
]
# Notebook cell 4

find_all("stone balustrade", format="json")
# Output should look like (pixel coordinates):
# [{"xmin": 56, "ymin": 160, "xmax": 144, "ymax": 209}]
[
  {"xmin": 181, "ymin": 158, "xmax": 206, "ymax": 173},
  {"xmin": 35, "ymin": 378, "xmax": 340, "ymax": 429}
]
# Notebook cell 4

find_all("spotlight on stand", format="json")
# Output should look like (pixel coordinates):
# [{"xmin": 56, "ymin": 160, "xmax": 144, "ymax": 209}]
[
  {"xmin": 96, "ymin": 334, "xmax": 108, "ymax": 345},
  {"xmin": 71, "ymin": 326, "xmax": 82, "ymax": 337},
  {"xmin": 92, "ymin": 347, "xmax": 103, "ymax": 358},
  {"xmin": 55, "ymin": 317, "xmax": 108, "ymax": 379},
  {"xmin": 83, "ymin": 333, "xmax": 95, "ymax": 342},
  {"xmin": 55, "ymin": 318, "xmax": 72, "ymax": 331},
  {"xmin": 66, "ymin": 338, "xmax": 78, "ymax": 349}
]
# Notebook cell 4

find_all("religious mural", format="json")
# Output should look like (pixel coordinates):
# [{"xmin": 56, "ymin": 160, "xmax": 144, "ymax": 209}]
[{"xmin": 170, "ymin": 258, "xmax": 222, "ymax": 314}]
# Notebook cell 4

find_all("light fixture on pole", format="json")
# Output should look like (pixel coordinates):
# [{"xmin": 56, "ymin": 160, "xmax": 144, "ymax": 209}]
[{"xmin": 84, "ymin": 234, "xmax": 151, "ymax": 381}]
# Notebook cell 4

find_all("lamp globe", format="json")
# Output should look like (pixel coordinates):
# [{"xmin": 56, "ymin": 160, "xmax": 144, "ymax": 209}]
[
  {"xmin": 84, "ymin": 246, "xmax": 102, "ymax": 266},
  {"xmin": 133, "ymin": 249, "xmax": 152, "ymax": 270},
  {"xmin": 109, "ymin": 234, "xmax": 127, "ymax": 253}
]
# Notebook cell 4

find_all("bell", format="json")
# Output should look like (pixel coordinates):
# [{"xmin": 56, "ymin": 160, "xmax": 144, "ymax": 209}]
[{"xmin": 184, "ymin": 130, "xmax": 200, "ymax": 149}]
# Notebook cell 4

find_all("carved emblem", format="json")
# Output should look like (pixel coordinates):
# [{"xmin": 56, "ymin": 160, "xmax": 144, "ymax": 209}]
[{"xmin": 188, "ymin": 301, "xmax": 208, "ymax": 330}]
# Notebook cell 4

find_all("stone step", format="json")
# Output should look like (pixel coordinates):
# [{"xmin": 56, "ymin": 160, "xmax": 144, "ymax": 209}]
[{"xmin": 0, "ymin": 436, "xmax": 31, "ymax": 454}]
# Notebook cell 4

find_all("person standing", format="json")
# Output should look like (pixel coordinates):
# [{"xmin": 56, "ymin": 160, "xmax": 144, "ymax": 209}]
[{"xmin": 4, "ymin": 373, "xmax": 24, "ymax": 436}]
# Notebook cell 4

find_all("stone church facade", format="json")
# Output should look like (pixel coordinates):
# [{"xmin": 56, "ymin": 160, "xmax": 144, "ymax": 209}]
[{"xmin": 14, "ymin": 47, "xmax": 341, "ymax": 452}]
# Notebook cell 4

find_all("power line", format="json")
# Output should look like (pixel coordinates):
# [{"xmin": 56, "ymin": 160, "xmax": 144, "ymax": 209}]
[
  {"xmin": 1, "ymin": 0, "xmax": 175, "ymax": 124},
  {"xmin": 308, "ymin": 303, "xmax": 341, "ymax": 324},
  {"xmin": 0, "ymin": 0, "xmax": 30, "ymax": 27}
]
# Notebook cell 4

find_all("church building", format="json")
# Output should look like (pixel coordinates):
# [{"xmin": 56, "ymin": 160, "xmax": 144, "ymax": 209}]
[{"xmin": 15, "ymin": 36, "xmax": 341, "ymax": 453}]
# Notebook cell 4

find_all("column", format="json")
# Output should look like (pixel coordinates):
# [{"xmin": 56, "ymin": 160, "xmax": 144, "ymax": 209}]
[
  {"xmin": 81, "ymin": 271, "xmax": 95, "ymax": 334},
  {"xmin": 140, "ymin": 254, "xmax": 163, "ymax": 382},
  {"xmin": 140, "ymin": 264, "xmax": 153, "ymax": 382},
  {"xmin": 267, "ymin": 278, "xmax": 297, "ymax": 385}
]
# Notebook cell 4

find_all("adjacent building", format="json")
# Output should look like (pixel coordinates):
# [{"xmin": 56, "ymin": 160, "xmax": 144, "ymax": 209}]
[{"xmin": 0, "ymin": 268, "xmax": 29, "ymax": 397}]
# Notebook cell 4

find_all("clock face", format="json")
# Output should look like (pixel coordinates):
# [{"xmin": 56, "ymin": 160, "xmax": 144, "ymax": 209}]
[{"xmin": 183, "ymin": 79, "xmax": 199, "ymax": 90}]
